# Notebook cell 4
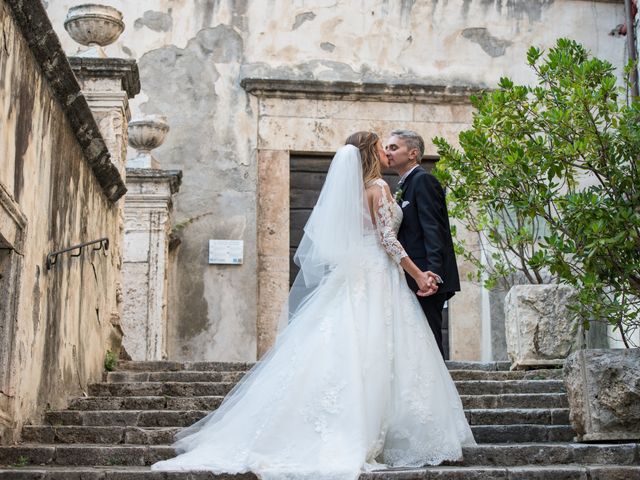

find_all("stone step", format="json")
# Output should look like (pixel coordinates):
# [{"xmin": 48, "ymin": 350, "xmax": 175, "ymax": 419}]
[
  {"xmin": 67, "ymin": 396, "xmax": 226, "ymax": 411},
  {"xmin": 104, "ymin": 369, "xmax": 563, "ymax": 384},
  {"xmin": 461, "ymin": 393, "xmax": 568, "ymax": 409},
  {"xmin": 115, "ymin": 361, "xmax": 254, "ymax": 372},
  {"xmin": 21, "ymin": 424, "xmax": 575, "ymax": 445},
  {"xmin": 1, "ymin": 443, "xmax": 637, "ymax": 468},
  {"xmin": 471, "ymin": 425, "xmax": 574, "ymax": 443},
  {"xmin": 66, "ymin": 393, "xmax": 569, "ymax": 411},
  {"xmin": 88, "ymin": 380, "xmax": 565, "ymax": 397},
  {"xmin": 105, "ymin": 371, "xmax": 247, "ymax": 383},
  {"xmin": 43, "ymin": 408, "xmax": 571, "ymax": 428},
  {"xmin": 1, "ymin": 465, "xmax": 640, "ymax": 480},
  {"xmin": 115, "ymin": 360, "xmax": 514, "ymax": 372}
]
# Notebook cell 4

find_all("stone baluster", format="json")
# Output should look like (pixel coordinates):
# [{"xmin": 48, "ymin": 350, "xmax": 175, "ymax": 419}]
[{"xmin": 122, "ymin": 116, "xmax": 182, "ymax": 360}]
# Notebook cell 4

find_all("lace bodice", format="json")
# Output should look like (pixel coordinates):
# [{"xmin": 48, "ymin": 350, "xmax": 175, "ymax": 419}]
[{"xmin": 369, "ymin": 178, "xmax": 408, "ymax": 264}]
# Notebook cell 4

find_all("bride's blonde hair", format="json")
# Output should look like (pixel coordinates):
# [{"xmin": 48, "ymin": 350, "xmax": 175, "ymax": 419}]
[{"xmin": 345, "ymin": 131, "xmax": 382, "ymax": 186}]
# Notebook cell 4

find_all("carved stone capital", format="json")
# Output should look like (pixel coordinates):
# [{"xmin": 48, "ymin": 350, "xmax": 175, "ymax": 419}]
[{"xmin": 69, "ymin": 57, "xmax": 141, "ymax": 99}]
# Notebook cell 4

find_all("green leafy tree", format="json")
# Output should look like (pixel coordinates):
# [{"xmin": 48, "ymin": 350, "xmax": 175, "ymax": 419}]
[{"xmin": 433, "ymin": 38, "xmax": 640, "ymax": 347}]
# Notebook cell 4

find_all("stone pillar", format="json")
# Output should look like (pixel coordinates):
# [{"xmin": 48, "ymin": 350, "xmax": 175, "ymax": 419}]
[
  {"xmin": 256, "ymin": 149, "xmax": 290, "ymax": 358},
  {"xmin": 123, "ymin": 169, "xmax": 181, "ymax": 360},
  {"xmin": 122, "ymin": 117, "xmax": 182, "ymax": 360}
]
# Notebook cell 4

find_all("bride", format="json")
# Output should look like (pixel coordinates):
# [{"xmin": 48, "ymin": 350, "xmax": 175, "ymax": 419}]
[{"xmin": 152, "ymin": 131, "xmax": 476, "ymax": 479}]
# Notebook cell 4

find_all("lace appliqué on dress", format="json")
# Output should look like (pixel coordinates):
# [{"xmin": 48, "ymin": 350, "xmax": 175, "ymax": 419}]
[{"xmin": 372, "ymin": 180, "xmax": 407, "ymax": 264}]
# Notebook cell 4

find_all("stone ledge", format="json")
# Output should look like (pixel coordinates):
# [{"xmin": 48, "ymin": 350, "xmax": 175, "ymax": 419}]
[
  {"xmin": 5, "ymin": 0, "xmax": 126, "ymax": 203},
  {"xmin": 68, "ymin": 57, "xmax": 141, "ymax": 99},
  {"xmin": 125, "ymin": 169, "xmax": 183, "ymax": 195},
  {"xmin": 241, "ymin": 78, "xmax": 487, "ymax": 104}
]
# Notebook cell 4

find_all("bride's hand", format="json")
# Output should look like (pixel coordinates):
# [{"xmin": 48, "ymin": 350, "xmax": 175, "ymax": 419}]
[
  {"xmin": 415, "ymin": 271, "xmax": 438, "ymax": 296},
  {"xmin": 417, "ymin": 287, "xmax": 437, "ymax": 297}
]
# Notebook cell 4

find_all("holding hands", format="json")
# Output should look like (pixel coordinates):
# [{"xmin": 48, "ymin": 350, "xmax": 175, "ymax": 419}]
[{"xmin": 416, "ymin": 271, "xmax": 440, "ymax": 297}]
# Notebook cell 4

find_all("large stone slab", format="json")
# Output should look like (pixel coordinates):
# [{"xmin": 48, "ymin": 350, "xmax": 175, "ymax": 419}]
[
  {"xmin": 564, "ymin": 348, "xmax": 640, "ymax": 442},
  {"xmin": 505, "ymin": 285, "xmax": 581, "ymax": 370}
]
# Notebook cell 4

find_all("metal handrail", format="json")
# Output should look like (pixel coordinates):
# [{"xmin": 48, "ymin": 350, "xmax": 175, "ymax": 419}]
[{"xmin": 46, "ymin": 237, "xmax": 109, "ymax": 270}]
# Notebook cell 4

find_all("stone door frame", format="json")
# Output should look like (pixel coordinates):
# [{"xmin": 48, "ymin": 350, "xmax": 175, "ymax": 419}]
[
  {"xmin": 0, "ymin": 184, "xmax": 27, "ymax": 441},
  {"xmin": 245, "ymin": 79, "xmax": 485, "ymax": 360}
]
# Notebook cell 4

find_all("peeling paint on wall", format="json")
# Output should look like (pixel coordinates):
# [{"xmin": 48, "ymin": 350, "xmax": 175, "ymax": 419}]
[
  {"xmin": 134, "ymin": 10, "xmax": 172, "ymax": 32},
  {"xmin": 462, "ymin": 27, "xmax": 512, "ymax": 57},
  {"xmin": 320, "ymin": 42, "xmax": 335, "ymax": 52},
  {"xmin": 292, "ymin": 11, "xmax": 316, "ymax": 30}
]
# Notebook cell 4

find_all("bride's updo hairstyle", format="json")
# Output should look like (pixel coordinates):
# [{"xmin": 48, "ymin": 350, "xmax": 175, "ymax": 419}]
[{"xmin": 345, "ymin": 131, "xmax": 382, "ymax": 186}]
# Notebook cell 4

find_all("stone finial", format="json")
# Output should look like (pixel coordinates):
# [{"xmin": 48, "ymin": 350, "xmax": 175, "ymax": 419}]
[
  {"xmin": 64, "ymin": 4, "xmax": 124, "ymax": 58},
  {"xmin": 127, "ymin": 115, "xmax": 170, "ymax": 169}
]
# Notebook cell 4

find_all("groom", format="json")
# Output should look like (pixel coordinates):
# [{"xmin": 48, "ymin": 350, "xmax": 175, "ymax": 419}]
[{"xmin": 386, "ymin": 129, "xmax": 460, "ymax": 358}]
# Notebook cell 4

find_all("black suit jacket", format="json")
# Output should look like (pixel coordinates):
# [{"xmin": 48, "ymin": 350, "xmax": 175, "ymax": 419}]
[{"xmin": 397, "ymin": 166, "xmax": 460, "ymax": 299}]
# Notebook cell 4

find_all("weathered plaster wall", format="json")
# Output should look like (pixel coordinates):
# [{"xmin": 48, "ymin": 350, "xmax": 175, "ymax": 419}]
[
  {"xmin": 0, "ymin": 0, "xmax": 123, "ymax": 442},
  {"xmin": 44, "ymin": 0, "xmax": 627, "ymax": 362}
]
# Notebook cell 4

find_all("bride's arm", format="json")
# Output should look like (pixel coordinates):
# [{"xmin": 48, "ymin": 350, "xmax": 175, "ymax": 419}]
[{"xmin": 369, "ymin": 182, "xmax": 437, "ymax": 295}]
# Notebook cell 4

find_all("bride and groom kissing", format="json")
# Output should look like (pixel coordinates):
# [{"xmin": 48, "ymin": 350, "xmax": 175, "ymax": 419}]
[{"xmin": 152, "ymin": 129, "xmax": 475, "ymax": 479}]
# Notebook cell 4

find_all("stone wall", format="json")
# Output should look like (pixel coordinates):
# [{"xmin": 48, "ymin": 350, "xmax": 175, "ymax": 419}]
[
  {"xmin": 45, "ymin": 0, "xmax": 627, "ymax": 362},
  {"xmin": 0, "ymin": 0, "xmax": 125, "ymax": 442}
]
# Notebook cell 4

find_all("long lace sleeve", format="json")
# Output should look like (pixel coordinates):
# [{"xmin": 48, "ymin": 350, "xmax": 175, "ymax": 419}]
[{"xmin": 372, "ymin": 182, "xmax": 408, "ymax": 264}]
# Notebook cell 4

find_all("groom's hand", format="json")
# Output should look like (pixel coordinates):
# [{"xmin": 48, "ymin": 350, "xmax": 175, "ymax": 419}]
[{"xmin": 416, "ymin": 271, "xmax": 439, "ymax": 297}]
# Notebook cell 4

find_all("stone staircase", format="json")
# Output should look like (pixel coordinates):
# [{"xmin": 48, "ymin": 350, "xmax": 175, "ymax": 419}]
[{"xmin": 0, "ymin": 360, "xmax": 638, "ymax": 479}]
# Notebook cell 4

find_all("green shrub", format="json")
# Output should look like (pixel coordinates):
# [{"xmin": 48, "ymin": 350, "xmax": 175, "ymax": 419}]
[{"xmin": 434, "ymin": 38, "xmax": 640, "ymax": 347}]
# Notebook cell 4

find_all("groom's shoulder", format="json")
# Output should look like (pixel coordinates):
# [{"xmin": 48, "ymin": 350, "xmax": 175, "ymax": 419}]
[{"xmin": 413, "ymin": 168, "xmax": 445, "ymax": 193}]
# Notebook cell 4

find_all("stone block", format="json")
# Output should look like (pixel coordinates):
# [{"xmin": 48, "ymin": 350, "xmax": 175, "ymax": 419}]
[
  {"xmin": 124, "ymin": 427, "xmax": 178, "ymax": 445},
  {"xmin": 54, "ymin": 426, "xmax": 124, "ymax": 444},
  {"xmin": 165, "ymin": 396, "xmax": 223, "ymax": 410},
  {"xmin": 259, "ymin": 98, "xmax": 318, "ymax": 118},
  {"xmin": 122, "ymin": 233, "xmax": 150, "ymax": 263},
  {"xmin": 0, "ymin": 446, "xmax": 55, "ymax": 466},
  {"xmin": 570, "ymin": 443, "xmax": 638, "ymax": 465},
  {"xmin": 143, "ymin": 445, "xmax": 175, "ymax": 465},
  {"xmin": 317, "ymin": 100, "xmax": 413, "ymax": 121},
  {"xmin": 54, "ymin": 445, "xmax": 145, "ymax": 466},
  {"xmin": 564, "ymin": 348, "xmax": 640, "ymax": 442},
  {"xmin": 505, "ymin": 466, "xmax": 587, "ymax": 480},
  {"xmin": 587, "ymin": 466, "xmax": 640, "ymax": 480},
  {"xmin": 414, "ymin": 103, "xmax": 475, "ymax": 124},
  {"xmin": 505, "ymin": 285, "xmax": 581, "ymax": 369}
]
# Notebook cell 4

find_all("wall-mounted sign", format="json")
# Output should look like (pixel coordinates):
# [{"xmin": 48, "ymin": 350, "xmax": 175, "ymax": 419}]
[{"xmin": 208, "ymin": 240, "xmax": 243, "ymax": 265}]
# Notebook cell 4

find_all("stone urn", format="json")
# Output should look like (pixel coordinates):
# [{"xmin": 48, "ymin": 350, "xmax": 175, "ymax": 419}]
[
  {"xmin": 564, "ymin": 348, "xmax": 640, "ymax": 442},
  {"xmin": 64, "ymin": 4, "xmax": 125, "ymax": 58},
  {"xmin": 127, "ymin": 115, "xmax": 170, "ymax": 169},
  {"xmin": 504, "ymin": 284, "xmax": 582, "ymax": 370}
]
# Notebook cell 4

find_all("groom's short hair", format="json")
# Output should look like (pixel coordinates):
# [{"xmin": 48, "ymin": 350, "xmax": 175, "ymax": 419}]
[{"xmin": 390, "ymin": 129, "xmax": 425, "ymax": 161}]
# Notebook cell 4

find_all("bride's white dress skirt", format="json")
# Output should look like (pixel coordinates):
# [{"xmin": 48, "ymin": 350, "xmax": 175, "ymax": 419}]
[{"xmin": 152, "ymin": 235, "xmax": 475, "ymax": 479}]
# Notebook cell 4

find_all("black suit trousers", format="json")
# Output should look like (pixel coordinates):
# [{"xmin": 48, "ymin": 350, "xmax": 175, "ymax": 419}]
[
  {"xmin": 406, "ymin": 274, "xmax": 447, "ymax": 359},
  {"xmin": 416, "ymin": 292, "xmax": 447, "ymax": 359}
]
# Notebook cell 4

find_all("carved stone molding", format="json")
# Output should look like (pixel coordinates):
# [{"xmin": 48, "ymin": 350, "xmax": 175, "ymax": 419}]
[
  {"xmin": 0, "ymin": 183, "xmax": 26, "ymax": 442},
  {"xmin": 242, "ymin": 78, "xmax": 487, "ymax": 104},
  {"xmin": 68, "ymin": 57, "xmax": 141, "ymax": 99}
]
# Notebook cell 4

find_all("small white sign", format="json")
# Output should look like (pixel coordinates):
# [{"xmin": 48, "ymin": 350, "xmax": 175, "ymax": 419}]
[{"xmin": 208, "ymin": 240, "xmax": 244, "ymax": 265}]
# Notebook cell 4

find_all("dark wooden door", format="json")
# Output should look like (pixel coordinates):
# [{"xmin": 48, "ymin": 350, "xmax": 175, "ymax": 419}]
[{"xmin": 289, "ymin": 154, "xmax": 449, "ymax": 359}]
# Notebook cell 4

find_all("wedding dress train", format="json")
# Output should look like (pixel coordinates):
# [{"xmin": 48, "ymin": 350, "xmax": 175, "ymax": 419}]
[{"xmin": 152, "ymin": 148, "xmax": 475, "ymax": 480}]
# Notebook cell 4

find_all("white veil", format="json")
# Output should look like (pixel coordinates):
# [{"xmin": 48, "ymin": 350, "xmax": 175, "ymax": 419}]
[
  {"xmin": 170, "ymin": 143, "xmax": 373, "ymax": 452},
  {"xmin": 282, "ymin": 143, "xmax": 373, "ymax": 332}
]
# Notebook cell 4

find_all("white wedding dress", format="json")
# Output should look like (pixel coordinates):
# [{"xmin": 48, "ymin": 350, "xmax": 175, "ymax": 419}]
[{"xmin": 152, "ymin": 146, "xmax": 475, "ymax": 479}]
